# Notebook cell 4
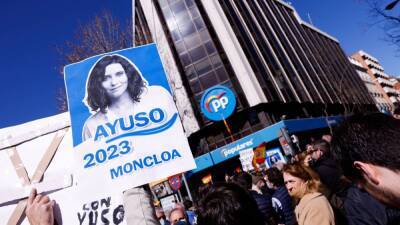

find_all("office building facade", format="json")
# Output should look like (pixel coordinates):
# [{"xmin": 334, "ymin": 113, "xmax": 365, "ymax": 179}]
[
  {"xmin": 349, "ymin": 57, "xmax": 391, "ymax": 112},
  {"xmin": 352, "ymin": 50, "xmax": 400, "ymax": 112},
  {"xmin": 134, "ymin": 0, "xmax": 375, "ymax": 157}
]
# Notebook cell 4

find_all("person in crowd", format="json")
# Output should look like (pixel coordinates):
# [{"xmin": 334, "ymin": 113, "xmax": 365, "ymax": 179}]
[
  {"xmin": 296, "ymin": 151, "xmax": 312, "ymax": 167},
  {"xmin": 305, "ymin": 143, "xmax": 314, "ymax": 153},
  {"xmin": 322, "ymin": 134, "xmax": 332, "ymax": 143},
  {"xmin": 283, "ymin": 163, "xmax": 335, "ymax": 225},
  {"xmin": 309, "ymin": 139, "xmax": 345, "ymax": 195},
  {"xmin": 196, "ymin": 182, "xmax": 264, "ymax": 225},
  {"xmin": 252, "ymin": 174, "xmax": 266, "ymax": 194},
  {"xmin": 174, "ymin": 202, "xmax": 197, "ymax": 225},
  {"xmin": 307, "ymin": 140, "xmax": 348, "ymax": 224},
  {"xmin": 183, "ymin": 199, "xmax": 197, "ymax": 225},
  {"xmin": 174, "ymin": 202, "xmax": 185, "ymax": 211},
  {"xmin": 310, "ymin": 137, "xmax": 390, "ymax": 225},
  {"xmin": 344, "ymin": 185, "xmax": 389, "ymax": 225},
  {"xmin": 156, "ymin": 207, "xmax": 171, "ymax": 225},
  {"xmin": 264, "ymin": 167, "xmax": 296, "ymax": 225},
  {"xmin": 331, "ymin": 113, "xmax": 400, "ymax": 208},
  {"xmin": 183, "ymin": 199, "xmax": 195, "ymax": 211},
  {"xmin": 232, "ymin": 172, "xmax": 275, "ymax": 224},
  {"xmin": 25, "ymin": 189, "xmax": 55, "ymax": 225},
  {"xmin": 169, "ymin": 208, "xmax": 189, "ymax": 225}
]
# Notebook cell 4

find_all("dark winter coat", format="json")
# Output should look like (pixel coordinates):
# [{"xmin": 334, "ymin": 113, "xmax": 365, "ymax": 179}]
[
  {"xmin": 249, "ymin": 190, "xmax": 274, "ymax": 222},
  {"xmin": 272, "ymin": 186, "xmax": 296, "ymax": 225},
  {"xmin": 345, "ymin": 186, "xmax": 388, "ymax": 225},
  {"xmin": 312, "ymin": 157, "xmax": 343, "ymax": 194}
]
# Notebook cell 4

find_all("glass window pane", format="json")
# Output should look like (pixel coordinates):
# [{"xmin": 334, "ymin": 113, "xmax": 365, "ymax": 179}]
[
  {"xmin": 175, "ymin": 11, "xmax": 191, "ymax": 25},
  {"xmin": 215, "ymin": 67, "xmax": 228, "ymax": 82},
  {"xmin": 190, "ymin": 80, "xmax": 202, "ymax": 93},
  {"xmin": 166, "ymin": 18, "xmax": 178, "ymax": 31},
  {"xmin": 189, "ymin": 5, "xmax": 199, "ymax": 18},
  {"xmin": 204, "ymin": 41, "xmax": 216, "ymax": 54},
  {"xmin": 183, "ymin": 34, "xmax": 201, "ymax": 50},
  {"xmin": 162, "ymin": 7, "xmax": 177, "ymax": 29},
  {"xmin": 199, "ymin": 71, "xmax": 218, "ymax": 89},
  {"xmin": 179, "ymin": 53, "xmax": 191, "ymax": 66},
  {"xmin": 198, "ymin": 29, "xmax": 210, "ymax": 42},
  {"xmin": 175, "ymin": 41, "xmax": 186, "ymax": 53},
  {"xmin": 179, "ymin": 22, "xmax": 196, "ymax": 37},
  {"xmin": 170, "ymin": 1, "xmax": 186, "ymax": 15},
  {"xmin": 193, "ymin": 17, "xmax": 205, "ymax": 30},
  {"xmin": 194, "ymin": 58, "xmax": 212, "ymax": 75},
  {"xmin": 209, "ymin": 54, "xmax": 222, "ymax": 68},
  {"xmin": 185, "ymin": 0, "xmax": 194, "ymax": 8},
  {"xmin": 185, "ymin": 65, "xmax": 196, "ymax": 80},
  {"xmin": 189, "ymin": 45, "xmax": 207, "ymax": 63},
  {"xmin": 170, "ymin": 28, "xmax": 181, "ymax": 41}
]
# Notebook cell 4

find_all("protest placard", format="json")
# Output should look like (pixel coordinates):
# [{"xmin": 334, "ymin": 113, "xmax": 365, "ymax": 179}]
[
  {"xmin": 64, "ymin": 44, "xmax": 196, "ymax": 201},
  {"xmin": 265, "ymin": 148, "xmax": 286, "ymax": 168},
  {"xmin": 0, "ymin": 113, "xmax": 130, "ymax": 225},
  {"xmin": 238, "ymin": 148, "xmax": 254, "ymax": 172}
]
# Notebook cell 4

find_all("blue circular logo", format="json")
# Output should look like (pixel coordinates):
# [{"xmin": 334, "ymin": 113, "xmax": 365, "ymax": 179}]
[{"xmin": 200, "ymin": 85, "xmax": 237, "ymax": 121}]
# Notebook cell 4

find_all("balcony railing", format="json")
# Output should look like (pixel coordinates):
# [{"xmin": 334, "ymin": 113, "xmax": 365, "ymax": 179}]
[
  {"xmin": 377, "ymin": 77, "xmax": 396, "ymax": 86},
  {"xmin": 383, "ymin": 87, "xmax": 399, "ymax": 95},
  {"xmin": 359, "ymin": 51, "xmax": 379, "ymax": 63},
  {"xmin": 371, "ymin": 68, "xmax": 389, "ymax": 78}
]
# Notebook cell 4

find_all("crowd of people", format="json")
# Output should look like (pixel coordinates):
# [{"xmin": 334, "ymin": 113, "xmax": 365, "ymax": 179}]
[{"xmin": 25, "ymin": 113, "xmax": 400, "ymax": 225}]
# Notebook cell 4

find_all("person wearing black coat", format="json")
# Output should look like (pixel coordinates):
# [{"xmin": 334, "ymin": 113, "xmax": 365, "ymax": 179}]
[
  {"xmin": 309, "ymin": 140, "xmax": 344, "ymax": 194},
  {"xmin": 309, "ymin": 140, "xmax": 349, "ymax": 225},
  {"xmin": 249, "ymin": 189, "xmax": 274, "ymax": 222},
  {"xmin": 232, "ymin": 172, "xmax": 276, "ymax": 224},
  {"xmin": 345, "ymin": 185, "xmax": 388, "ymax": 225},
  {"xmin": 265, "ymin": 168, "xmax": 296, "ymax": 225}
]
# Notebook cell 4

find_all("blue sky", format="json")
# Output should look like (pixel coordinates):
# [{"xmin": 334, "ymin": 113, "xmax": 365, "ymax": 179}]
[
  {"xmin": 292, "ymin": 0, "xmax": 399, "ymax": 75},
  {"xmin": 0, "ymin": 0, "xmax": 399, "ymax": 128}
]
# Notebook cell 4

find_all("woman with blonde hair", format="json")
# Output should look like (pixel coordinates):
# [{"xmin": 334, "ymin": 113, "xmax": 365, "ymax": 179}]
[
  {"xmin": 283, "ymin": 163, "xmax": 335, "ymax": 225},
  {"xmin": 296, "ymin": 151, "xmax": 312, "ymax": 167}
]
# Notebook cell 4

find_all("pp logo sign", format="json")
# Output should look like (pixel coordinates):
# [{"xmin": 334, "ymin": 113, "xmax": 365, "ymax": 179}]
[
  {"xmin": 206, "ymin": 93, "xmax": 229, "ymax": 113},
  {"xmin": 200, "ymin": 85, "xmax": 236, "ymax": 121}
]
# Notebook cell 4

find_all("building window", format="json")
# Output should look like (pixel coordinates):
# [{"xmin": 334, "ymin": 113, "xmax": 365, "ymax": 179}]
[{"xmin": 154, "ymin": 0, "xmax": 248, "ymax": 125}]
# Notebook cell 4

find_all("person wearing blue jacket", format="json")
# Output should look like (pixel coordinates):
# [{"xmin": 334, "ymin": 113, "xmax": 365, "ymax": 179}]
[{"xmin": 265, "ymin": 167, "xmax": 296, "ymax": 225}]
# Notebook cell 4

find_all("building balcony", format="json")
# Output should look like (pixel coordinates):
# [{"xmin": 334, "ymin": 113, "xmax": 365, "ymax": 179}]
[
  {"xmin": 358, "ymin": 73, "xmax": 371, "ymax": 83},
  {"xmin": 349, "ymin": 57, "xmax": 364, "ymax": 68},
  {"xmin": 384, "ymin": 87, "xmax": 399, "ymax": 95},
  {"xmin": 366, "ymin": 60, "xmax": 384, "ymax": 71},
  {"xmin": 371, "ymin": 68, "xmax": 389, "ymax": 78},
  {"xmin": 389, "ymin": 78, "xmax": 400, "ymax": 85},
  {"xmin": 390, "ymin": 96, "xmax": 399, "ymax": 103},
  {"xmin": 377, "ymin": 77, "xmax": 396, "ymax": 86},
  {"xmin": 359, "ymin": 51, "xmax": 379, "ymax": 63}
]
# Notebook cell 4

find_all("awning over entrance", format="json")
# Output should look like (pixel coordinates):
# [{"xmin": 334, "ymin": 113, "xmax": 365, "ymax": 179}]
[{"xmin": 189, "ymin": 116, "xmax": 342, "ymax": 174}]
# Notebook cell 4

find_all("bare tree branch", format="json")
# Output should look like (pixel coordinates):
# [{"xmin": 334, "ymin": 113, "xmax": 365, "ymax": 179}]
[
  {"xmin": 56, "ymin": 11, "xmax": 134, "ymax": 112},
  {"xmin": 366, "ymin": 0, "xmax": 400, "ymax": 53}
]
